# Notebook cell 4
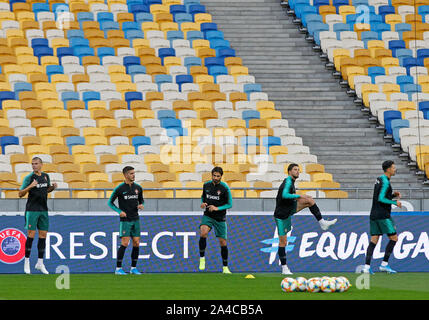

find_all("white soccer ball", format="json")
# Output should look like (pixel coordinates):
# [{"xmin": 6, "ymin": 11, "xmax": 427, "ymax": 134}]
[
  {"xmin": 337, "ymin": 276, "xmax": 351, "ymax": 291},
  {"xmin": 281, "ymin": 277, "xmax": 298, "ymax": 293},
  {"xmin": 295, "ymin": 277, "xmax": 307, "ymax": 292},
  {"xmin": 321, "ymin": 278, "xmax": 336, "ymax": 293},
  {"xmin": 306, "ymin": 277, "xmax": 321, "ymax": 293},
  {"xmin": 332, "ymin": 277, "xmax": 346, "ymax": 292}
]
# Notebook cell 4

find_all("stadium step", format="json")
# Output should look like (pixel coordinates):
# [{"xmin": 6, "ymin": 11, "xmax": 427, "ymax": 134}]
[{"xmin": 202, "ymin": 0, "xmax": 429, "ymax": 194}]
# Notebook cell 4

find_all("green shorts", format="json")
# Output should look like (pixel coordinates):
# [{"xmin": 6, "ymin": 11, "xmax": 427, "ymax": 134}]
[
  {"xmin": 200, "ymin": 215, "xmax": 227, "ymax": 239},
  {"xmin": 370, "ymin": 218, "xmax": 397, "ymax": 236},
  {"xmin": 275, "ymin": 216, "xmax": 292, "ymax": 237},
  {"xmin": 119, "ymin": 220, "xmax": 141, "ymax": 238},
  {"xmin": 25, "ymin": 211, "xmax": 49, "ymax": 231}
]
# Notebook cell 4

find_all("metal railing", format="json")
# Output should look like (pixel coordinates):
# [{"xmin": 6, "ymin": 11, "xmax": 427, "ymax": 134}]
[{"xmin": 1, "ymin": 187, "xmax": 429, "ymax": 199}]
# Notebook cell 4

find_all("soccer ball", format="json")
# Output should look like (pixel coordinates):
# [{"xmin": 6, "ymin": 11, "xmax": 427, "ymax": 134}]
[
  {"xmin": 306, "ymin": 277, "xmax": 321, "ymax": 293},
  {"xmin": 281, "ymin": 277, "xmax": 298, "ymax": 293},
  {"xmin": 337, "ymin": 276, "xmax": 351, "ymax": 291},
  {"xmin": 332, "ymin": 277, "xmax": 346, "ymax": 293},
  {"xmin": 295, "ymin": 277, "xmax": 307, "ymax": 292},
  {"xmin": 321, "ymin": 278, "xmax": 336, "ymax": 293}
]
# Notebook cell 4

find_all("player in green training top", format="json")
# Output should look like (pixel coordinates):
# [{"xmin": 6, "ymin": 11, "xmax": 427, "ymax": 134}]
[
  {"xmin": 199, "ymin": 166, "xmax": 233, "ymax": 274},
  {"xmin": 363, "ymin": 160, "xmax": 402, "ymax": 274},
  {"xmin": 108, "ymin": 166, "xmax": 144, "ymax": 275},
  {"xmin": 19, "ymin": 157, "xmax": 57, "ymax": 274},
  {"xmin": 274, "ymin": 163, "xmax": 337, "ymax": 275}
]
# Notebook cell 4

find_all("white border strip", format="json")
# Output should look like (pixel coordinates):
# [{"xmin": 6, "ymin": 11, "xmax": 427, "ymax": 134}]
[{"xmin": 0, "ymin": 211, "xmax": 370, "ymax": 216}]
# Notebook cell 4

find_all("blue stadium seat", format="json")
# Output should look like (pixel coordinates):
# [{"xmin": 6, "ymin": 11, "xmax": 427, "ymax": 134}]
[
  {"xmin": 66, "ymin": 136, "xmax": 85, "ymax": 153},
  {"xmin": 101, "ymin": 21, "xmax": 120, "ymax": 31},
  {"xmin": 155, "ymin": 75, "xmax": 173, "ymax": 89},
  {"xmin": 262, "ymin": 136, "xmax": 282, "ymax": 153},
  {"xmin": 174, "ymin": 13, "xmax": 193, "ymax": 24},
  {"xmin": 188, "ymin": 4, "xmax": 206, "ymax": 15},
  {"xmin": 62, "ymin": 92, "xmax": 79, "ymax": 105},
  {"xmin": 419, "ymin": 101, "xmax": 429, "ymax": 113},
  {"xmin": 201, "ymin": 23, "xmax": 217, "ymax": 33},
  {"xmin": 244, "ymin": 84, "xmax": 262, "ymax": 94},
  {"xmin": 0, "ymin": 136, "xmax": 19, "ymax": 154},
  {"xmin": 397, "ymin": 75, "xmax": 414, "ymax": 89},
  {"xmin": 217, "ymin": 48, "xmax": 235, "ymax": 58},
  {"xmin": 391, "ymin": 119, "xmax": 409, "ymax": 144},
  {"xmin": 122, "ymin": 21, "xmax": 140, "ymax": 31},
  {"xmin": 128, "ymin": 65, "xmax": 146, "ymax": 78},
  {"xmin": 125, "ymin": 29, "xmax": 145, "ymax": 41},
  {"xmin": 97, "ymin": 12, "xmax": 114, "ymax": 22},
  {"xmin": 183, "ymin": 57, "xmax": 201, "ymax": 68},
  {"xmin": 297, "ymin": 5, "xmax": 317, "ymax": 20},
  {"xmin": 205, "ymin": 57, "xmax": 224, "ymax": 67},
  {"xmin": 186, "ymin": 31, "xmax": 204, "ymax": 41},
  {"xmin": 33, "ymin": 47, "xmax": 53, "ymax": 62},
  {"xmin": 167, "ymin": 31, "xmax": 184, "ymax": 41},
  {"xmin": 70, "ymin": 38, "xmax": 90, "ymax": 48},
  {"xmin": 395, "ymin": 48, "xmax": 413, "ymax": 65},
  {"xmin": 242, "ymin": 110, "xmax": 260, "ymax": 127},
  {"xmin": 132, "ymin": 136, "xmax": 151, "ymax": 153},
  {"xmin": 303, "ymin": 14, "xmax": 323, "ymax": 28},
  {"xmin": 208, "ymin": 66, "xmax": 228, "ymax": 78},
  {"xmin": 82, "ymin": 92, "xmax": 100, "ymax": 107},
  {"xmin": 125, "ymin": 92, "xmax": 143, "ymax": 108},
  {"xmin": 161, "ymin": 118, "xmax": 182, "ymax": 129},
  {"xmin": 157, "ymin": 110, "xmax": 176, "ymax": 120},
  {"xmin": 32, "ymin": 3, "xmax": 50, "ymax": 17},
  {"xmin": 31, "ymin": 38, "xmax": 49, "ymax": 49},
  {"xmin": 418, "ymin": 5, "xmax": 429, "ymax": 17},
  {"xmin": 388, "ymin": 40, "xmax": 406, "ymax": 57},
  {"xmin": 123, "ymin": 56, "xmax": 141, "ymax": 73},
  {"xmin": 130, "ymin": 4, "xmax": 150, "ymax": 15},
  {"xmin": 158, "ymin": 48, "xmax": 176, "ymax": 64},
  {"xmin": 403, "ymin": 57, "xmax": 418, "ymax": 75},
  {"xmin": 204, "ymin": 30, "xmax": 224, "ymax": 40},
  {"xmin": 170, "ymin": 5, "xmax": 187, "ymax": 14},
  {"xmin": 0, "ymin": 91, "xmax": 16, "ymax": 109},
  {"xmin": 14, "ymin": 83, "xmax": 32, "ymax": 99},
  {"xmin": 77, "ymin": 12, "xmax": 94, "ymax": 22},
  {"xmin": 46, "ymin": 65, "xmax": 64, "ymax": 80},
  {"xmin": 378, "ymin": 5, "xmax": 395, "ymax": 21},
  {"xmin": 135, "ymin": 12, "xmax": 153, "ymax": 23},
  {"xmin": 384, "ymin": 110, "xmax": 402, "ymax": 135},
  {"xmin": 98, "ymin": 47, "xmax": 115, "ymax": 60},
  {"xmin": 67, "ymin": 29, "xmax": 85, "ymax": 40},
  {"xmin": 175, "ymin": 74, "xmax": 194, "ymax": 90},
  {"xmin": 210, "ymin": 39, "xmax": 230, "ymax": 50},
  {"xmin": 368, "ymin": 66, "xmax": 385, "ymax": 82}
]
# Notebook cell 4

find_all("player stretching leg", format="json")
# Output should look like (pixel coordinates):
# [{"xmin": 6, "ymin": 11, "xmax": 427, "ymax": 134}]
[
  {"xmin": 274, "ymin": 163, "xmax": 337, "ymax": 275},
  {"xmin": 363, "ymin": 160, "xmax": 401, "ymax": 274},
  {"xmin": 199, "ymin": 167, "xmax": 233, "ymax": 274},
  {"xmin": 108, "ymin": 166, "xmax": 144, "ymax": 275},
  {"xmin": 19, "ymin": 157, "xmax": 57, "ymax": 274}
]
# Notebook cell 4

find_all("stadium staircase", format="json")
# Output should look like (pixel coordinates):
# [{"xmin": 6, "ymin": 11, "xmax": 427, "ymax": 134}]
[{"xmin": 202, "ymin": 0, "xmax": 429, "ymax": 196}]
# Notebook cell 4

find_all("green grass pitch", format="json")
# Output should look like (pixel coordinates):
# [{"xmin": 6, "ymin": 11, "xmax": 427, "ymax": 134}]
[{"xmin": 1, "ymin": 272, "xmax": 428, "ymax": 300}]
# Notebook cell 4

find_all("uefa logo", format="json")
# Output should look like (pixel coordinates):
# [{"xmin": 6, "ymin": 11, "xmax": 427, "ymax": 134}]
[{"xmin": 0, "ymin": 228, "xmax": 27, "ymax": 264}]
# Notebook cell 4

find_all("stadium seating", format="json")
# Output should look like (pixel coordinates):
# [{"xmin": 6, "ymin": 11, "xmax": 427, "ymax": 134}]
[
  {"xmin": 314, "ymin": 0, "xmax": 429, "ymax": 176},
  {"xmin": 0, "ymin": 0, "xmax": 346, "ymax": 199}
]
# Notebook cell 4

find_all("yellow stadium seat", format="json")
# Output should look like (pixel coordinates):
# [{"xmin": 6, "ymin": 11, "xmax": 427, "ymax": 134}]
[
  {"xmin": 195, "ymin": 74, "xmax": 214, "ymax": 84},
  {"xmin": 75, "ymin": 154, "xmax": 97, "ymax": 166},
  {"xmin": 192, "ymin": 39, "xmax": 210, "ymax": 50},
  {"xmin": 313, "ymin": 173, "xmax": 333, "ymax": 182},
  {"xmin": 160, "ymin": 21, "xmax": 178, "ymax": 32},
  {"xmin": 194, "ymin": 13, "xmax": 212, "ymax": 25},
  {"xmin": 385, "ymin": 14, "xmax": 402, "ymax": 28},
  {"xmin": 141, "ymin": 21, "xmax": 160, "ymax": 32},
  {"xmin": 41, "ymin": 136, "xmax": 64, "ymax": 146},
  {"xmin": 72, "ymin": 145, "xmax": 93, "ymax": 155},
  {"xmin": 397, "ymin": 101, "xmax": 416, "ymax": 115},
  {"xmin": 229, "ymin": 66, "xmax": 249, "ymax": 76},
  {"xmin": 150, "ymin": 4, "xmax": 169, "ymax": 14},
  {"xmin": 361, "ymin": 84, "xmax": 380, "ymax": 107},
  {"xmin": 180, "ymin": 22, "xmax": 199, "ymax": 32},
  {"xmin": 98, "ymin": 119, "xmax": 119, "ymax": 128},
  {"xmin": 86, "ymin": 136, "xmax": 108, "ymax": 146},
  {"xmin": 116, "ymin": 145, "xmax": 135, "ymax": 156},
  {"xmin": 416, "ymin": 145, "xmax": 429, "ymax": 170},
  {"xmin": 27, "ymin": 145, "xmax": 50, "ymax": 156},
  {"xmin": 76, "ymin": 191, "xmax": 99, "ymax": 198},
  {"xmin": 38, "ymin": 127, "xmax": 59, "ymax": 137}
]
